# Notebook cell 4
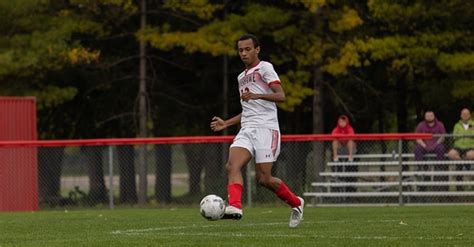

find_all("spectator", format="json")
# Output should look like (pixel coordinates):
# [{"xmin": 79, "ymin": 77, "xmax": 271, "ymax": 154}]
[
  {"xmin": 331, "ymin": 115, "xmax": 357, "ymax": 193},
  {"xmin": 448, "ymin": 108, "xmax": 474, "ymax": 191},
  {"xmin": 331, "ymin": 115, "xmax": 356, "ymax": 162},
  {"xmin": 414, "ymin": 110, "xmax": 446, "ymax": 160},
  {"xmin": 414, "ymin": 110, "xmax": 447, "ymax": 191}
]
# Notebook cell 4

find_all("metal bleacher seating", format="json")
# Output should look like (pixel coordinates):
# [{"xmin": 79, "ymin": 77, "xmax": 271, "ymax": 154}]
[{"xmin": 304, "ymin": 153, "xmax": 474, "ymax": 206}]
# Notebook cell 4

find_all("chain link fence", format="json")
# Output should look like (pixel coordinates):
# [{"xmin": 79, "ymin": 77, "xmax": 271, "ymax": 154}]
[
  {"xmin": 2, "ymin": 134, "xmax": 474, "ymax": 210},
  {"xmin": 306, "ymin": 134, "xmax": 474, "ymax": 206}
]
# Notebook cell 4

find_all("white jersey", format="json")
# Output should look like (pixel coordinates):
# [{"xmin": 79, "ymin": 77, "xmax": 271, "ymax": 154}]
[{"xmin": 237, "ymin": 61, "xmax": 281, "ymax": 130}]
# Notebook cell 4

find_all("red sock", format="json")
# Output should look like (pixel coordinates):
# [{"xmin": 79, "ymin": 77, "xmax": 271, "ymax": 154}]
[
  {"xmin": 227, "ymin": 183, "xmax": 243, "ymax": 209},
  {"xmin": 275, "ymin": 182, "xmax": 301, "ymax": 208}
]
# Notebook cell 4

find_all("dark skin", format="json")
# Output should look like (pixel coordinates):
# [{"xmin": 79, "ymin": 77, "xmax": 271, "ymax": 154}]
[{"xmin": 210, "ymin": 38, "xmax": 286, "ymax": 191}]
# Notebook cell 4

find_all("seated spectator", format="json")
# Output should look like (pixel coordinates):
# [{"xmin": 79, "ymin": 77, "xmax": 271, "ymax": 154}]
[
  {"xmin": 414, "ymin": 110, "xmax": 447, "ymax": 191},
  {"xmin": 414, "ymin": 110, "xmax": 446, "ymax": 160},
  {"xmin": 448, "ymin": 108, "xmax": 474, "ymax": 191},
  {"xmin": 331, "ymin": 115, "xmax": 356, "ymax": 162},
  {"xmin": 331, "ymin": 115, "xmax": 357, "ymax": 193}
]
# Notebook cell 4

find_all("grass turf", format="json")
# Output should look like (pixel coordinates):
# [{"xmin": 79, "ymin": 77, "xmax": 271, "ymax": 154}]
[{"xmin": 0, "ymin": 206, "xmax": 473, "ymax": 246}]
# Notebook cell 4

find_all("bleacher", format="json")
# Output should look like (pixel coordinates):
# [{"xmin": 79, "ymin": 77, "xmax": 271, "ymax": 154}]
[{"xmin": 304, "ymin": 153, "xmax": 474, "ymax": 206}]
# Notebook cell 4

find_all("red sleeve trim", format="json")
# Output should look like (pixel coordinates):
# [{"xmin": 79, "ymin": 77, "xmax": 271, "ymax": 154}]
[{"xmin": 268, "ymin": 80, "xmax": 281, "ymax": 86}]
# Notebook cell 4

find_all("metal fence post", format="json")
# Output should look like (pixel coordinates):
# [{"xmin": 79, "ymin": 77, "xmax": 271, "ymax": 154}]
[
  {"xmin": 108, "ymin": 145, "xmax": 114, "ymax": 210},
  {"xmin": 397, "ymin": 139, "xmax": 404, "ymax": 206}
]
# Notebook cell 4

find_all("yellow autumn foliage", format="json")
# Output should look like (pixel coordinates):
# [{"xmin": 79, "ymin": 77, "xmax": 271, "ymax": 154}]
[
  {"xmin": 163, "ymin": 0, "xmax": 223, "ymax": 20},
  {"xmin": 329, "ymin": 6, "xmax": 363, "ymax": 33},
  {"xmin": 279, "ymin": 71, "xmax": 314, "ymax": 112},
  {"xmin": 323, "ymin": 41, "xmax": 361, "ymax": 75},
  {"xmin": 287, "ymin": 0, "xmax": 326, "ymax": 13},
  {"xmin": 67, "ymin": 47, "xmax": 100, "ymax": 65}
]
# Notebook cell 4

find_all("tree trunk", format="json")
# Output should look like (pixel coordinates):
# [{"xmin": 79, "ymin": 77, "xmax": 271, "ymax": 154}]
[
  {"xmin": 220, "ymin": 54, "xmax": 230, "ymax": 194},
  {"xmin": 396, "ymin": 76, "xmax": 410, "ymax": 177},
  {"xmin": 376, "ymin": 65, "xmax": 387, "ymax": 181},
  {"xmin": 137, "ymin": 0, "xmax": 148, "ymax": 205},
  {"xmin": 204, "ymin": 144, "xmax": 225, "ymax": 195},
  {"xmin": 118, "ymin": 145, "xmax": 137, "ymax": 204},
  {"xmin": 396, "ymin": 79, "xmax": 408, "ymax": 133},
  {"xmin": 378, "ymin": 106, "xmax": 387, "ymax": 182},
  {"xmin": 38, "ymin": 147, "xmax": 64, "ymax": 204},
  {"xmin": 312, "ymin": 65, "xmax": 325, "ymax": 191},
  {"xmin": 184, "ymin": 144, "xmax": 204, "ymax": 196},
  {"xmin": 222, "ymin": 55, "xmax": 229, "ymax": 132},
  {"xmin": 155, "ymin": 145, "xmax": 172, "ymax": 203},
  {"xmin": 83, "ymin": 146, "xmax": 107, "ymax": 204},
  {"xmin": 286, "ymin": 142, "xmax": 309, "ymax": 195}
]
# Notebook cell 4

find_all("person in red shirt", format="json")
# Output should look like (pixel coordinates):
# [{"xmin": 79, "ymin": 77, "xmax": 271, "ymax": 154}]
[{"xmin": 331, "ymin": 115, "xmax": 356, "ymax": 162}]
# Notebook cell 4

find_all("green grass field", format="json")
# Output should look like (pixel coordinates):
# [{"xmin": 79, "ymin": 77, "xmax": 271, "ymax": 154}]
[{"xmin": 1, "ymin": 206, "xmax": 473, "ymax": 246}]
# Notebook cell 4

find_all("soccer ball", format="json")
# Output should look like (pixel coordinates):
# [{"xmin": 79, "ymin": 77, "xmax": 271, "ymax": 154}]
[{"xmin": 200, "ymin": 194, "xmax": 225, "ymax": 221}]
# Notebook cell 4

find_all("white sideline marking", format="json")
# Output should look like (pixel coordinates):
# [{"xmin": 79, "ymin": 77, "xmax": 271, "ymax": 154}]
[
  {"xmin": 328, "ymin": 235, "xmax": 462, "ymax": 241},
  {"xmin": 110, "ymin": 220, "xmax": 466, "ymax": 241},
  {"xmin": 119, "ymin": 232, "xmax": 305, "ymax": 238},
  {"xmin": 111, "ymin": 220, "xmax": 399, "ymax": 236},
  {"xmin": 113, "ymin": 231, "xmax": 464, "ymax": 241},
  {"xmin": 111, "ymin": 222, "xmax": 285, "ymax": 235}
]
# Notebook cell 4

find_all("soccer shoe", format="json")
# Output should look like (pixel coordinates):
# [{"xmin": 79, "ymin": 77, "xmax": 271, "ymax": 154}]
[
  {"xmin": 222, "ymin": 205, "xmax": 243, "ymax": 220},
  {"xmin": 289, "ymin": 197, "xmax": 304, "ymax": 228}
]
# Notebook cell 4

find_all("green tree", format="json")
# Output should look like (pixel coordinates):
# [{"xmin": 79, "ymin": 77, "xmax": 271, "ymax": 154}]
[
  {"xmin": 0, "ymin": 0, "xmax": 138, "ymax": 205},
  {"xmin": 139, "ymin": 0, "xmax": 367, "ymax": 198},
  {"xmin": 325, "ymin": 0, "xmax": 474, "ymax": 131}
]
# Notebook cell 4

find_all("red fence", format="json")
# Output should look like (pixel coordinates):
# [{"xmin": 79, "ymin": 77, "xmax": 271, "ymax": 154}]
[
  {"xmin": 0, "ymin": 132, "xmax": 437, "ymax": 210},
  {"xmin": 0, "ymin": 133, "xmax": 432, "ymax": 147},
  {"xmin": 0, "ymin": 97, "xmax": 38, "ymax": 211}
]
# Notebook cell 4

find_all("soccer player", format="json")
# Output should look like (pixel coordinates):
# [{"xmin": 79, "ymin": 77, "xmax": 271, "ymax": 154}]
[{"xmin": 210, "ymin": 34, "xmax": 304, "ymax": 228}]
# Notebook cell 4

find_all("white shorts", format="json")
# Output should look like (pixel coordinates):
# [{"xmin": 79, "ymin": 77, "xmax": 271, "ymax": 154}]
[{"xmin": 230, "ymin": 127, "xmax": 281, "ymax": 163}]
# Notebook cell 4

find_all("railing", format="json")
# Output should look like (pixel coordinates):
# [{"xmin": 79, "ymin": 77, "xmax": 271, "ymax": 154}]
[
  {"xmin": 304, "ymin": 133, "xmax": 474, "ymax": 206},
  {"xmin": 1, "ymin": 133, "xmax": 473, "ymax": 210}
]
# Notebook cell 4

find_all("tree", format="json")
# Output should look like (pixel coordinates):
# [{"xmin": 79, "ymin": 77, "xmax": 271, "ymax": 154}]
[
  {"xmin": 139, "ymin": 1, "xmax": 317, "ymax": 198},
  {"xmin": 267, "ymin": 0, "xmax": 365, "ymax": 188},
  {"xmin": 325, "ymin": 0, "xmax": 474, "ymax": 131},
  {"xmin": 118, "ymin": 145, "xmax": 137, "ymax": 204},
  {"xmin": 0, "ymin": 0, "xmax": 138, "ymax": 205},
  {"xmin": 139, "ymin": 0, "xmax": 371, "ymax": 197}
]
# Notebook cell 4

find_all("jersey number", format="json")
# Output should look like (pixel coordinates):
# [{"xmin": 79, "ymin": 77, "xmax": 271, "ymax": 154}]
[{"xmin": 240, "ymin": 87, "xmax": 250, "ymax": 95}]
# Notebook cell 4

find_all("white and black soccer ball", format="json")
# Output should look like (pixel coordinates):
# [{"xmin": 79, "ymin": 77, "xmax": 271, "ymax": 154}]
[{"xmin": 200, "ymin": 194, "xmax": 225, "ymax": 221}]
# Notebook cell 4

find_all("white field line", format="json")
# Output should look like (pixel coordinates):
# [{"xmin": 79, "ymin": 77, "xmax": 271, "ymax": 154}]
[
  {"xmin": 110, "ymin": 220, "xmax": 467, "ymax": 241},
  {"xmin": 330, "ymin": 235, "xmax": 464, "ymax": 241},
  {"xmin": 111, "ymin": 220, "xmax": 399, "ymax": 236},
  {"xmin": 114, "ymin": 232, "xmax": 466, "ymax": 241},
  {"xmin": 118, "ymin": 232, "xmax": 305, "ymax": 238},
  {"xmin": 111, "ymin": 222, "xmax": 286, "ymax": 235}
]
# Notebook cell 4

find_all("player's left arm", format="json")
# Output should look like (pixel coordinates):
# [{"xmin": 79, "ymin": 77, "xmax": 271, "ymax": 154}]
[{"xmin": 241, "ymin": 82, "xmax": 286, "ymax": 103}]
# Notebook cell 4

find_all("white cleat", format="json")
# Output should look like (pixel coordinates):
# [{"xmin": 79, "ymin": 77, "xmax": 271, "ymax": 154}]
[
  {"xmin": 222, "ymin": 205, "xmax": 243, "ymax": 220},
  {"xmin": 289, "ymin": 197, "xmax": 304, "ymax": 228}
]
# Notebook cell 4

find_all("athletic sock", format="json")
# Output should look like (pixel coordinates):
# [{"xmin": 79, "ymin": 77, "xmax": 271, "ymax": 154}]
[
  {"xmin": 227, "ymin": 183, "xmax": 243, "ymax": 209},
  {"xmin": 275, "ymin": 182, "xmax": 301, "ymax": 208}
]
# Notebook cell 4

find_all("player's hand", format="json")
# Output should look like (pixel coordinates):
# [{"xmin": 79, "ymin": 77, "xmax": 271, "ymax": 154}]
[
  {"xmin": 210, "ymin": 116, "xmax": 226, "ymax": 132},
  {"xmin": 241, "ymin": 92, "xmax": 260, "ymax": 102}
]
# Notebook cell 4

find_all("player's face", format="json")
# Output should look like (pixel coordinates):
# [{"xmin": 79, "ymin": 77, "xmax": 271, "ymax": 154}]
[{"xmin": 238, "ymin": 39, "xmax": 260, "ymax": 67}]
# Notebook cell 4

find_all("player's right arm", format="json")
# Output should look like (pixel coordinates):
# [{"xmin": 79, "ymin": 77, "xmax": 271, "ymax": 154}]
[{"xmin": 210, "ymin": 114, "xmax": 241, "ymax": 132}]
